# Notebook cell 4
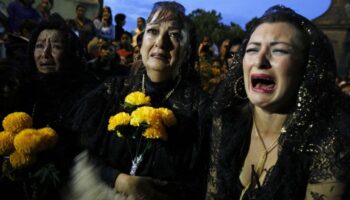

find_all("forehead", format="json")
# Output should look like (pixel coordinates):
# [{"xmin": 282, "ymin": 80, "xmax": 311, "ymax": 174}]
[
  {"xmin": 37, "ymin": 30, "xmax": 63, "ymax": 41},
  {"xmin": 230, "ymin": 44, "xmax": 240, "ymax": 52},
  {"xmin": 147, "ymin": 20, "xmax": 182, "ymax": 30},
  {"xmin": 149, "ymin": 10, "xmax": 184, "ymax": 27},
  {"xmin": 77, "ymin": 7, "xmax": 86, "ymax": 11},
  {"xmin": 250, "ymin": 22, "xmax": 300, "ymax": 44}
]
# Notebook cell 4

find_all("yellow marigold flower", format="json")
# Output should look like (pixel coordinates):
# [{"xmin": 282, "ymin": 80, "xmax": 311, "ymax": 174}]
[
  {"xmin": 0, "ymin": 131, "xmax": 15, "ymax": 155},
  {"xmin": 157, "ymin": 108, "xmax": 177, "ymax": 127},
  {"xmin": 211, "ymin": 68, "xmax": 221, "ymax": 76},
  {"xmin": 2, "ymin": 112, "xmax": 33, "ymax": 134},
  {"xmin": 130, "ymin": 106, "xmax": 161, "ymax": 126},
  {"xmin": 9, "ymin": 151, "xmax": 36, "ymax": 169},
  {"xmin": 13, "ymin": 129, "xmax": 42, "ymax": 154},
  {"xmin": 108, "ymin": 112, "xmax": 131, "ymax": 131},
  {"xmin": 37, "ymin": 127, "xmax": 58, "ymax": 151},
  {"xmin": 143, "ymin": 124, "xmax": 167, "ymax": 140},
  {"xmin": 125, "ymin": 91, "xmax": 151, "ymax": 106}
]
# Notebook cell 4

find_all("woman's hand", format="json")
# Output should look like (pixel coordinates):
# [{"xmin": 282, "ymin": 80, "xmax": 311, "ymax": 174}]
[{"xmin": 115, "ymin": 173, "xmax": 170, "ymax": 200}]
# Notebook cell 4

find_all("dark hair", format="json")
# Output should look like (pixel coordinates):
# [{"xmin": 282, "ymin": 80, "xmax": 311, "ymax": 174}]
[
  {"xmin": 76, "ymin": 3, "xmax": 86, "ymax": 11},
  {"xmin": 137, "ymin": 17, "xmax": 146, "ymax": 23},
  {"xmin": 213, "ymin": 5, "xmax": 337, "ymax": 112},
  {"xmin": 245, "ymin": 7, "xmax": 311, "ymax": 61},
  {"xmin": 101, "ymin": 6, "xmax": 112, "ymax": 26},
  {"xmin": 146, "ymin": 1, "xmax": 199, "ymax": 83},
  {"xmin": 27, "ymin": 13, "xmax": 85, "ymax": 75},
  {"xmin": 115, "ymin": 13, "xmax": 126, "ymax": 24},
  {"xmin": 231, "ymin": 37, "xmax": 243, "ymax": 46},
  {"xmin": 147, "ymin": 1, "xmax": 186, "ymax": 26},
  {"xmin": 19, "ymin": 19, "xmax": 38, "ymax": 35},
  {"xmin": 136, "ymin": 31, "xmax": 144, "ymax": 47}
]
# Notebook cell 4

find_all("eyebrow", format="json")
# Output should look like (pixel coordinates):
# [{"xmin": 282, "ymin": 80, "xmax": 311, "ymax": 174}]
[
  {"xmin": 147, "ymin": 21, "xmax": 181, "ymax": 29},
  {"xmin": 247, "ymin": 41, "xmax": 294, "ymax": 47}
]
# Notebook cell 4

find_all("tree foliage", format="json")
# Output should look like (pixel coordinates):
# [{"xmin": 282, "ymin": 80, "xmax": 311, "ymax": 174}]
[{"xmin": 188, "ymin": 9, "xmax": 244, "ymax": 45}]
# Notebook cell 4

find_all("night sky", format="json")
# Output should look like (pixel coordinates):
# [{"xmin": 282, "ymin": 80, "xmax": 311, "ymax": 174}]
[{"xmin": 105, "ymin": 0, "xmax": 331, "ymax": 32}]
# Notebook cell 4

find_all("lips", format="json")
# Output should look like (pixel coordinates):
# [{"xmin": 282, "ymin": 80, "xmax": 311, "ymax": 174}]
[
  {"xmin": 251, "ymin": 73, "xmax": 276, "ymax": 93},
  {"xmin": 150, "ymin": 52, "xmax": 170, "ymax": 61}
]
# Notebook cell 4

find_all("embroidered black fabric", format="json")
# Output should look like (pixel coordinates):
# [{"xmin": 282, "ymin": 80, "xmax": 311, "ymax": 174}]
[{"xmin": 207, "ymin": 5, "xmax": 350, "ymax": 200}]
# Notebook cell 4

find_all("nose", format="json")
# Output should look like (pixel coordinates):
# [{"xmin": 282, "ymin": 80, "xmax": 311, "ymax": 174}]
[
  {"xmin": 256, "ymin": 48, "xmax": 271, "ymax": 69},
  {"xmin": 42, "ymin": 41, "xmax": 51, "ymax": 57},
  {"xmin": 154, "ymin": 32, "xmax": 173, "ymax": 50}
]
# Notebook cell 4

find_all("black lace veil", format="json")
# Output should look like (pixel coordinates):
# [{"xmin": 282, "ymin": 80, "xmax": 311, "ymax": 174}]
[{"xmin": 212, "ymin": 5, "xmax": 350, "ymax": 198}]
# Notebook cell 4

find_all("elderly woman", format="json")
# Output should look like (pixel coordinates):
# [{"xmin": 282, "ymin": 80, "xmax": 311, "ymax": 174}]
[
  {"xmin": 0, "ymin": 13, "xmax": 96, "ymax": 200},
  {"xmin": 66, "ymin": 2, "xmax": 210, "ymax": 200},
  {"xmin": 207, "ymin": 5, "xmax": 350, "ymax": 200},
  {"xmin": 18, "ymin": 13, "xmax": 95, "ymax": 128}
]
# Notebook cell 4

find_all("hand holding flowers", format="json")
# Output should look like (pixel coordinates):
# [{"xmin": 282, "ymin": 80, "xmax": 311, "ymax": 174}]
[{"xmin": 108, "ymin": 91, "xmax": 177, "ymax": 175}]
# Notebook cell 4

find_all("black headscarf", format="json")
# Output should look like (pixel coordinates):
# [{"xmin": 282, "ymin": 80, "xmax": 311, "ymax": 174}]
[
  {"xmin": 27, "ymin": 13, "xmax": 85, "ymax": 77},
  {"xmin": 213, "ymin": 5, "xmax": 350, "ymax": 199}
]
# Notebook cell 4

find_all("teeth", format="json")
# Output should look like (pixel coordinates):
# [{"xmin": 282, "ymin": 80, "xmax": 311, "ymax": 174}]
[{"xmin": 252, "ymin": 78, "xmax": 275, "ymax": 87}]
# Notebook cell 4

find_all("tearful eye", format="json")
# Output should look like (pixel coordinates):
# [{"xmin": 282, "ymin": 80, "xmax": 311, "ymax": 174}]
[
  {"xmin": 35, "ymin": 43, "xmax": 44, "ymax": 49},
  {"xmin": 52, "ymin": 44, "xmax": 63, "ymax": 50},
  {"xmin": 169, "ymin": 32, "xmax": 181, "ymax": 39},
  {"xmin": 271, "ymin": 49, "xmax": 290, "ymax": 55},
  {"xmin": 147, "ymin": 28, "xmax": 159, "ymax": 35},
  {"xmin": 245, "ymin": 48, "xmax": 258, "ymax": 53}
]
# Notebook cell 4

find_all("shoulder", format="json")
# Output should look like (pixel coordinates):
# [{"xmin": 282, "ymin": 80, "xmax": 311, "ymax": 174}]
[{"xmin": 307, "ymin": 112, "xmax": 350, "ymax": 183}]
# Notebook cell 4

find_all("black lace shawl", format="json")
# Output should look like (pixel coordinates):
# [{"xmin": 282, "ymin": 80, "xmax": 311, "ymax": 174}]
[
  {"xmin": 207, "ymin": 5, "xmax": 350, "ymax": 200},
  {"xmin": 70, "ymin": 73, "xmax": 211, "ymax": 199}
]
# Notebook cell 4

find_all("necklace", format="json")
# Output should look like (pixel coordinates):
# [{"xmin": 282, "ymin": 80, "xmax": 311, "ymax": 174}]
[
  {"xmin": 141, "ymin": 74, "xmax": 181, "ymax": 103},
  {"xmin": 239, "ymin": 117, "xmax": 281, "ymax": 200},
  {"xmin": 253, "ymin": 119, "xmax": 280, "ymax": 177}
]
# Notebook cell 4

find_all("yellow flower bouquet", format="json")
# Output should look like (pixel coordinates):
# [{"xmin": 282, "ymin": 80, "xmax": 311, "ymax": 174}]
[
  {"xmin": 0, "ymin": 112, "xmax": 59, "ymax": 199},
  {"xmin": 108, "ymin": 91, "xmax": 177, "ymax": 175}
]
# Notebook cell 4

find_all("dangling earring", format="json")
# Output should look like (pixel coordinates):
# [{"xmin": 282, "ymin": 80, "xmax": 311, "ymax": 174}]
[{"xmin": 234, "ymin": 76, "xmax": 247, "ymax": 100}]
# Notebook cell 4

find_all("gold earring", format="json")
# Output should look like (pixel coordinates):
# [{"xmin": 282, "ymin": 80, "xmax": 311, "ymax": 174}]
[{"xmin": 234, "ymin": 76, "xmax": 247, "ymax": 100}]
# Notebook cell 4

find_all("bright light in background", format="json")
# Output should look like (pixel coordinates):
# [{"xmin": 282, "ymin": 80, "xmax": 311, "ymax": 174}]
[{"xmin": 105, "ymin": 0, "xmax": 331, "ymax": 32}]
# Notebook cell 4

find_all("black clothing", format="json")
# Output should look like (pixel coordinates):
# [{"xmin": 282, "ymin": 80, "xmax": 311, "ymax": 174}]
[
  {"xmin": 207, "ymin": 5, "xmax": 350, "ymax": 200},
  {"xmin": 85, "ymin": 57, "xmax": 130, "ymax": 82},
  {"xmin": 0, "ymin": 72, "xmax": 97, "ymax": 200},
  {"xmin": 210, "ymin": 104, "xmax": 350, "ymax": 200},
  {"xmin": 70, "ymin": 73, "xmax": 211, "ymax": 199}
]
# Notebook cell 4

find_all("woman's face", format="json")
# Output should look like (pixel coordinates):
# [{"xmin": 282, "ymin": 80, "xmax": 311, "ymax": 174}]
[
  {"xmin": 227, "ymin": 44, "xmax": 240, "ymax": 66},
  {"xmin": 102, "ymin": 8, "xmax": 110, "ymax": 19},
  {"xmin": 243, "ymin": 22, "xmax": 305, "ymax": 112},
  {"xmin": 140, "ymin": 11, "xmax": 189, "ymax": 82},
  {"xmin": 34, "ymin": 29, "xmax": 64, "ymax": 74}
]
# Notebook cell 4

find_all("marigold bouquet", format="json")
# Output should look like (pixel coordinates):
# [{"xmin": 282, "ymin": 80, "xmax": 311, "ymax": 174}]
[
  {"xmin": 108, "ymin": 91, "xmax": 177, "ymax": 175},
  {"xmin": 0, "ymin": 112, "xmax": 59, "ymax": 199}
]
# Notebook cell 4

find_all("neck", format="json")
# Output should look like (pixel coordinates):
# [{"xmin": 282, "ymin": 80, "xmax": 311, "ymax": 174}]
[
  {"xmin": 253, "ymin": 106, "xmax": 287, "ymax": 137},
  {"xmin": 146, "ymin": 70, "xmax": 174, "ymax": 83}
]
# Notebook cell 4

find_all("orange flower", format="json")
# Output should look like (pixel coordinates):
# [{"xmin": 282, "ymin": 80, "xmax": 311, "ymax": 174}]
[
  {"xmin": 0, "ymin": 131, "xmax": 15, "ymax": 155},
  {"xmin": 2, "ymin": 112, "xmax": 32, "ymax": 134},
  {"xmin": 9, "ymin": 151, "xmax": 36, "ymax": 169},
  {"xmin": 13, "ymin": 129, "xmax": 42, "ymax": 154},
  {"xmin": 143, "ymin": 124, "xmax": 167, "ymax": 140}
]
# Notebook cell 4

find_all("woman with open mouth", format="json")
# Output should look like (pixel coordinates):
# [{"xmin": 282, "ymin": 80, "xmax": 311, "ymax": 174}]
[{"xmin": 207, "ymin": 5, "xmax": 350, "ymax": 200}]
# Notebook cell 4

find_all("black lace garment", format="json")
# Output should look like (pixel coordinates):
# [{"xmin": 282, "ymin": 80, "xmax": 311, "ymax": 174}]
[
  {"xmin": 71, "ymin": 72, "xmax": 211, "ymax": 200},
  {"xmin": 207, "ymin": 5, "xmax": 350, "ymax": 200}
]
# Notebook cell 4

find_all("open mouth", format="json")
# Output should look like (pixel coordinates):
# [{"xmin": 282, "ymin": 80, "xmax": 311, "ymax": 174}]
[{"xmin": 251, "ymin": 74, "xmax": 276, "ymax": 93}]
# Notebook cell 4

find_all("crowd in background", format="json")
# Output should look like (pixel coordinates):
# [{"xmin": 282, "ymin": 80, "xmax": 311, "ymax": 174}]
[{"xmin": 1, "ymin": 0, "xmax": 350, "ymax": 102}]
